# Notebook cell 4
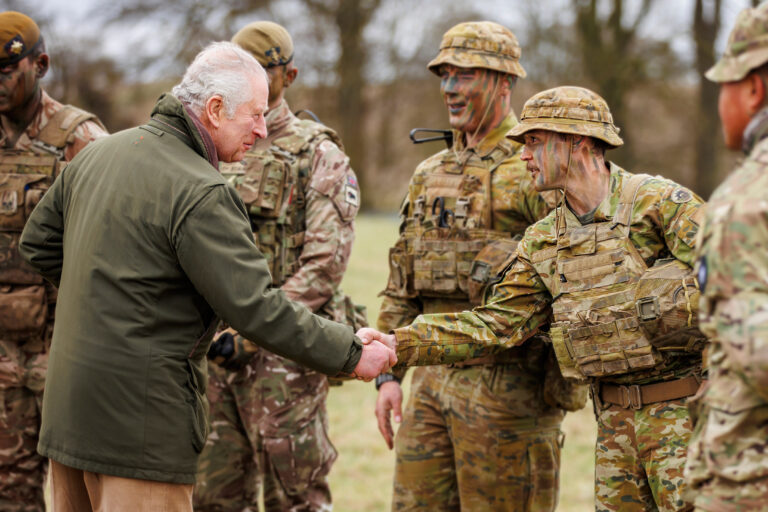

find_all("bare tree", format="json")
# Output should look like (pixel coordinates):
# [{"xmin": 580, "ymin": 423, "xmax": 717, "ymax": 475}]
[{"xmin": 693, "ymin": 0, "xmax": 722, "ymax": 199}]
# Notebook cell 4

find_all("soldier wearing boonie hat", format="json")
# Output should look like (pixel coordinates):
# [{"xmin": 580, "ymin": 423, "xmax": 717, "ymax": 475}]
[
  {"xmin": 685, "ymin": 4, "xmax": 768, "ymax": 511},
  {"xmin": 373, "ymin": 20, "xmax": 573, "ymax": 512},
  {"xmin": 0, "ymin": 10, "xmax": 107, "ymax": 512},
  {"xmin": 194, "ymin": 20, "xmax": 362, "ymax": 512},
  {"xmin": 365, "ymin": 84, "xmax": 707, "ymax": 511}
]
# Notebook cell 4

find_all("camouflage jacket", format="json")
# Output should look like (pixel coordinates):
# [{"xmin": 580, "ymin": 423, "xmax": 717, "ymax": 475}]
[
  {"xmin": 685, "ymin": 136, "xmax": 768, "ymax": 501},
  {"xmin": 0, "ymin": 90, "xmax": 107, "ymax": 160},
  {"xmin": 393, "ymin": 165, "xmax": 705, "ymax": 385},
  {"xmin": 222, "ymin": 99, "xmax": 359, "ymax": 315},
  {"xmin": 378, "ymin": 113, "xmax": 553, "ymax": 333}
]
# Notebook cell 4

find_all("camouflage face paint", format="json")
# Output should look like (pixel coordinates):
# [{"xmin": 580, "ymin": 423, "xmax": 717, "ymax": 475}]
[
  {"xmin": 521, "ymin": 130, "xmax": 571, "ymax": 191},
  {"xmin": 0, "ymin": 56, "xmax": 39, "ymax": 114},
  {"xmin": 439, "ymin": 65, "xmax": 506, "ymax": 137}
]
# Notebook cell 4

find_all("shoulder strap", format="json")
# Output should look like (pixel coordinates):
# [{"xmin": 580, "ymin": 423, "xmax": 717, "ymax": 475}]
[
  {"xmin": 615, "ymin": 173, "xmax": 652, "ymax": 227},
  {"xmin": 37, "ymin": 105, "xmax": 103, "ymax": 150},
  {"xmin": 273, "ymin": 119, "xmax": 343, "ymax": 155}
]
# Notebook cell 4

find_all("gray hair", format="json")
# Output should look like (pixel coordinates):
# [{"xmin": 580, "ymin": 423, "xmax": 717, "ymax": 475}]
[{"xmin": 172, "ymin": 41, "xmax": 267, "ymax": 118}]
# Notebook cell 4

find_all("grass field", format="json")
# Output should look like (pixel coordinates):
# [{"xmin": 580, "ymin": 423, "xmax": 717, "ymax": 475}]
[{"xmin": 326, "ymin": 214, "xmax": 597, "ymax": 511}]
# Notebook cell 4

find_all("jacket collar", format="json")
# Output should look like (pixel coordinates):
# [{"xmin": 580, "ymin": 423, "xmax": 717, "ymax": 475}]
[{"xmin": 149, "ymin": 93, "xmax": 219, "ymax": 169}]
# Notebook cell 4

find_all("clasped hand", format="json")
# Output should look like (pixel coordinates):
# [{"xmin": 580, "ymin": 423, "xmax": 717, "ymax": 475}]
[{"xmin": 351, "ymin": 327, "xmax": 398, "ymax": 382}]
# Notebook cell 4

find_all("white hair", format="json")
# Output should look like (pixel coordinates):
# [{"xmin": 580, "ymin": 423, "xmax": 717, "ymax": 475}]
[{"xmin": 172, "ymin": 41, "xmax": 267, "ymax": 118}]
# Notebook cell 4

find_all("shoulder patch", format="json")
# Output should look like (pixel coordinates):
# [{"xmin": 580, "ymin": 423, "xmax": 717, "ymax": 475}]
[
  {"xmin": 671, "ymin": 187, "xmax": 693, "ymax": 204},
  {"xmin": 345, "ymin": 184, "xmax": 360, "ymax": 207}
]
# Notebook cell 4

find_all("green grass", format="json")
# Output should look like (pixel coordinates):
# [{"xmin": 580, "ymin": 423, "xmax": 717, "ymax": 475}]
[{"xmin": 327, "ymin": 214, "xmax": 597, "ymax": 511}]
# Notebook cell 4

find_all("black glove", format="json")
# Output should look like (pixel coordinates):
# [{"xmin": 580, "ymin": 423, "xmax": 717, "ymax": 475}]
[{"xmin": 207, "ymin": 332, "xmax": 255, "ymax": 371}]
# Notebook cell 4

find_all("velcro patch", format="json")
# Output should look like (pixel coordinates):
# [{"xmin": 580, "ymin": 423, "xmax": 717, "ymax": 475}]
[
  {"xmin": 671, "ymin": 187, "xmax": 693, "ymax": 204},
  {"xmin": 0, "ymin": 190, "xmax": 18, "ymax": 214},
  {"xmin": 345, "ymin": 185, "xmax": 360, "ymax": 207}
]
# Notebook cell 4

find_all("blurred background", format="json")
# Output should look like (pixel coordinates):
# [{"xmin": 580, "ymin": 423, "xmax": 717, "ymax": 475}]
[{"xmin": 8, "ymin": 0, "xmax": 756, "ymax": 509}]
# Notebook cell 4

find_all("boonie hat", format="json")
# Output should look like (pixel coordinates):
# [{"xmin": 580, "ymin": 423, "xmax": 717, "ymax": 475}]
[{"xmin": 707, "ymin": 3, "xmax": 768, "ymax": 83}]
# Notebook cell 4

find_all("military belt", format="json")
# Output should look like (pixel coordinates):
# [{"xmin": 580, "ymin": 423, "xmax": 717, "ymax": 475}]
[
  {"xmin": 447, "ymin": 347, "xmax": 525, "ymax": 368},
  {"xmin": 599, "ymin": 375, "xmax": 703, "ymax": 410}
]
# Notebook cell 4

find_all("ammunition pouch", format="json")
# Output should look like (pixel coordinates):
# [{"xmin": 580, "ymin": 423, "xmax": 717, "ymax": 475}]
[
  {"xmin": 542, "ymin": 342, "xmax": 589, "ymax": 412},
  {"xmin": 226, "ymin": 154, "xmax": 291, "ymax": 219},
  {"xmin": 634, "ymin": 258, "xmax": 706, "ymax": 352},
  {"xmin": 0, "ymin": 285, "xmax": 48, "ymax": 341},
  {"xmin": 467, "ymin": 236, "xmax": 521, "ymax": 305}
]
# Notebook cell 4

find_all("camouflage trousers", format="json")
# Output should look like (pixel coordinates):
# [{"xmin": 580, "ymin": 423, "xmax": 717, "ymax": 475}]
[
  {"xmin": 194, "ymin": 350, "xmax": 336, "ymax": 512},
  {"xmin": 0, "ymin": 336, "xmax": 49, "ymax": 512},
  {"xmin": 393, "ymin": 363, "xmax": 565, "ymax": 512},
  {"xmin": 594, "ymin": 397, "xmax": 693, "ymax": 512}
]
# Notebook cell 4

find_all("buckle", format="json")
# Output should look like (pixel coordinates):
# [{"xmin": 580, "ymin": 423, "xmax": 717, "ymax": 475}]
[
  {"xmin": 636, "ymin": 296, "xmax": 660, "ymax": 321},
  {"xmin": 619, "ymin": 385, "xmax": 643, "ymax": 409},
  {"xmin": 454, "ymin": 197, "xmax": 470, "ymax": 218},
  {"xmin": 413, "ymin": 196, "xmax": 425, "ymax": 219},
  {"xmin": 469, "ymin": 261, "xmax": 491, "ymax": 283}
]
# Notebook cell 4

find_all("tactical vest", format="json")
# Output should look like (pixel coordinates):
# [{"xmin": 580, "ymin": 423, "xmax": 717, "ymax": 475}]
[
  {"xmin": 386, "ymin": 139, "xmax": 523, "ymax": 305},
  {"xmin": 0, "ymin": 105, "xmax": 99, "ymax": 341},
  {"xmin": 538, "ymin": 174, "xmax": 705, "ymax": 380},
  {"xmin": 222, "ymin": 119, "xmax": 342, "ymax": 288}
]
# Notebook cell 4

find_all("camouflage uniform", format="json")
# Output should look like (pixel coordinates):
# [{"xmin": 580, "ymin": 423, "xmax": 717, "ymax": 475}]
[
  {"xmin": 378, "ymin": 22, "xmax": 572, "ymax": 512},
  {"xmin": 194, "ymin": 98, "xmax": 360, "ymax": 511},
  {"xmin": 0, "ymin": 84, "xmax": 106, "ymax": 510},
  {"xmin": 684, "ymin": 5, "xmax": 768, "ymax": 511},
  {"xmin": 392, "ymin": 87, "xmax": 706, "ymax": 512}
]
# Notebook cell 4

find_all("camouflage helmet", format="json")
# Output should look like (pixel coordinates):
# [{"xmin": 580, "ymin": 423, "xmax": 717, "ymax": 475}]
[
  {"xmin": 507, "ymin": 86, "xmax": 624, "ymax": 148},
  {"xmin": 427, "ymin": 21, "xmax": 526, "ymax": 78},
  {"xmin": 707, "ymin": 3, "xmax": 768, "ymax": 83}
]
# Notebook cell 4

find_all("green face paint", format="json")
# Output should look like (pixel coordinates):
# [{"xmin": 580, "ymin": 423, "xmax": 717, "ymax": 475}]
[
  {"xmin": 438, "ymin": 64, "xmax": 502, "ymax": 135},
  {"xmin": 521, "ymin": 130, "xmax": 570, "ymax": 191}
]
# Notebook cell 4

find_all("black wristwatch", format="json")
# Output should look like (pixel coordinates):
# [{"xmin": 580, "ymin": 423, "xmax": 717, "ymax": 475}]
[{"xmin": 375, "ymin": 373, "xmax": 401, "ymax": 390}]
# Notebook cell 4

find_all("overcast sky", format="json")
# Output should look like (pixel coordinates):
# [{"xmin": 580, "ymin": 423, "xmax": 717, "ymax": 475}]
[{"xmin": 15, "ymin": 0, "xmax": 757, "ymax": 82}]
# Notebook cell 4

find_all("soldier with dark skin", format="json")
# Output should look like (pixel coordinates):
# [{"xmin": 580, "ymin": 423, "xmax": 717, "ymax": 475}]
[
  {"xmin": 363, "ymin": 86, "xmax": 707, "ymax": 512},
  {"xmin": 0, "ymin": 11, "xmax": 107, "ymax": 511},
  {"xmin": 685, "ymin": 4, "xmax": 768, "ymax": 511},
  {"xmin": 375, "ymin": 21, "xmax": 574, "ymax": 512},
  {"xmin": 195, "ymin": 22, "xmax": 362, "ymax": 512}
]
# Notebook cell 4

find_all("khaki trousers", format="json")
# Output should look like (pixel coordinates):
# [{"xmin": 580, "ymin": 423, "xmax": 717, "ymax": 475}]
[{"xmin": 50, "ymin": 460, "xmax": 193, "ymax": 512}]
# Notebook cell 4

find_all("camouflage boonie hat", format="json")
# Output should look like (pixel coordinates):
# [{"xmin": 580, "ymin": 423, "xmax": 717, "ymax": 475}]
[
  {"xmin": 707, "ymin": 4, "xmax": 768, "ymax": 83},
  {"xmin": 427, "ymin": 21, "xmax": 526, "ymax": 78},
  {"xmin": 233, "ymin": 21, "xmax": 294, "ymax": 68},
  {"xmin": 0, "ymin": 11, "xmax": 41, "ymax": 67},
  {"xmin": 507, "ymin": 86, "xmax": 624, "ymax": 148}
]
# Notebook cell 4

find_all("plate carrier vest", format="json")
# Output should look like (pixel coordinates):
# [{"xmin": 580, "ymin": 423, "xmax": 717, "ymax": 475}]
[{"xmin": 0, "ymin": 105, "xmax": 100, "ymax": 340}]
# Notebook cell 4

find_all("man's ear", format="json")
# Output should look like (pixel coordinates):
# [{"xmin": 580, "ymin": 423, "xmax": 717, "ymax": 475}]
[
  {"xmin": 204, "ymin": 95, "xmax": 225, "ymax": 129},
  {"xmin": 34, "ymin": 53, "xmax": 49, "ymax": 79},
  {"xmin": 749, "ymin": 72, "xmax": 767, "ymax": 114},
  {"xmin": 284, "ymin": 66, "xmax": 298, "ymax": 89}
]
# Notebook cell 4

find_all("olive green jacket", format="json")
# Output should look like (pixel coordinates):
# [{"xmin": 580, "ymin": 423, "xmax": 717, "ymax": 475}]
[{"xmin": 19, "ymin": 94, "xmax": 362, "ymax": 484}]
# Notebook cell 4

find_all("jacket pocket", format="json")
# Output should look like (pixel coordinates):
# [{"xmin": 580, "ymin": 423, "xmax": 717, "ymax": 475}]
[{"xmin": 186, "ymin": 360, "xmax": 209, "ymax": 453}]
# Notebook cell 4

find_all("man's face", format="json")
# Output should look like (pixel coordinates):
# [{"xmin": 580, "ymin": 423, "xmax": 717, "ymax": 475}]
[
  {"xmin": 213, "ymin": 74, "xmax": 268, "ymax": 163},
  {"xmin": 439, "ymin": 64, "xmax": 501, "ymax": 134},
  {"xmin": 520, "ymin": 129, "xmax": 572, "ymax": 191},
  {"xmin": 718, "ymin": 78, "xmax": 754, "ymax": 150},
  {"xmin": 0, "ymin": 56, "xmax": 40, "ymax": 114}
]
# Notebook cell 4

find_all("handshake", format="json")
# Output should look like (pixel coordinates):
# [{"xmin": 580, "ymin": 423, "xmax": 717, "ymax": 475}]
[{"xmin": 350, "ymin": 328, "xmax": 398, "ymax": 381}]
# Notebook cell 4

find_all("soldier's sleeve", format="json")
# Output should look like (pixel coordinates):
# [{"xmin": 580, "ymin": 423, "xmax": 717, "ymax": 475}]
[
  {"xmin": 174, "ymin": 184, "xmax": 362, "ymax": 376},
  {"xmin": 18, "ymin": 169, "xmax": 67, "ymax": 286},
  {"xmin": 643, "ymin": 178, "xmax": 705, "ymax": 265},
  {"xmin": 393, "ymin": 255, "xmax": 551, "ymax": 367},
  {"xmin": 705, "ymin": 201, "xmax": 768, "ymax": 401},
  {"xmin": 63, "ymin": 119, "xmax": 109, "ymax": 162},
  {"xmin": 280, "ymin": 139, "xmax": 359, "ymax": 312}
]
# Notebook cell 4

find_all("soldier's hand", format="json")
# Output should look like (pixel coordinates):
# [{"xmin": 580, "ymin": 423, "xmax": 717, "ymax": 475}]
[
  {"xmin": 353, "ymin": 340, "xmax": 397, "ymax": 382},
  {"xmin": 356, "ymin": 327, "xmax": 397, "ymax": 352},
  {"xmin": 375, "ymin": 381, "xmax": 403, "ymax": 450},
  {"xmin": 207, "ymin": 330, "xmax": 256, "ymax": 371}
]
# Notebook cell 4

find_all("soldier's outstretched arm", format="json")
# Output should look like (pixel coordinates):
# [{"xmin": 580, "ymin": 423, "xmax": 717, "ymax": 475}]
[{"xmin": 390, "ymin": 255, "xmax": 552, "ymax": 367}]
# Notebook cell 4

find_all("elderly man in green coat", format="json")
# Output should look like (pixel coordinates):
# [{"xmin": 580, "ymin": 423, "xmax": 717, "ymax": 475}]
[{"xmin": 18, "ymin": 41, "xmax": 395, "ymax": 512}]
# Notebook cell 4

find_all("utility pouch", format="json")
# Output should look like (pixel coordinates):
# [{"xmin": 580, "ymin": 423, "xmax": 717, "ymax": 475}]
[
  {"xmin": 383, "ymin": 237, "xmax": 414, "ymax": 298},
  {"xmin": 0, "ymin": 173, "xmax": 50, "ymax": 231},
  {"xmin": 223, "ymin": 155, "xmax": 290, "ymax": 219},
  {"xmin": 549, "ymin": 323, "xmax": 584, "ymax": 381},
  {"xmin": 635, "ymin": 258, "xmax": 706, "ymax": 353},
  {"xmin": 0, "ymin": 232, "xmax": 44, "ymax": 285},
  {"xmin": 0, "ymin": 285, "xmax": 48, "ymax": 340},
  {"xmin": 467, "ymin": 236, "xmax": 521, "ymax": 305}
]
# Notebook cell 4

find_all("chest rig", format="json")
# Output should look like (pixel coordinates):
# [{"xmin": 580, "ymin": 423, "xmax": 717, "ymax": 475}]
[
  {"xmin": 538, "ymin": 174, "xmax": 704, "ymax": 379},
  {"xmin": 0, "ymin": 105, "xmax": 97, "ymax": 341},
  {"xmin": 222, "ymin": 119, "xmax": 341, "ymax": 286},
  {"xmin": 397, "ymin": 139, "xmax": 520, "ymax": 302}
]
